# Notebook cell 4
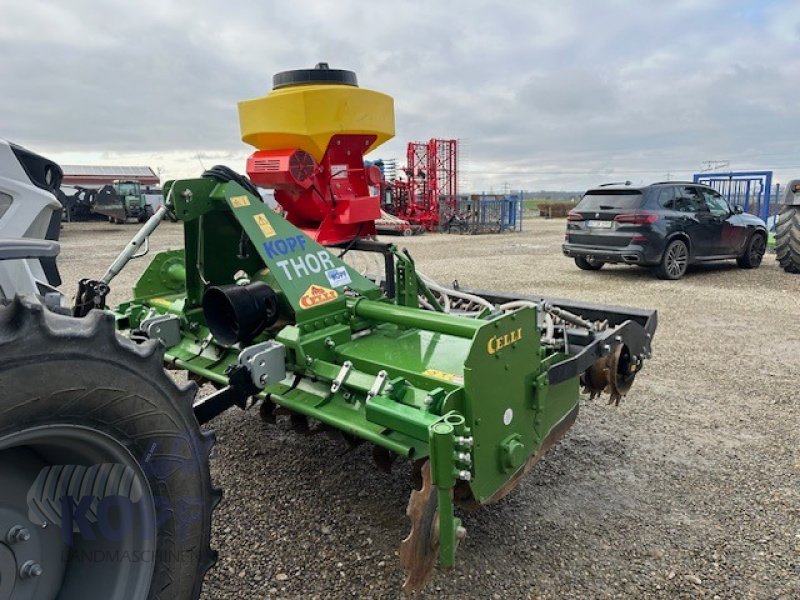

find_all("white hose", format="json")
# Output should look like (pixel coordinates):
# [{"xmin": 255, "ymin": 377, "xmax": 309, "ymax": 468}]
[
  {"xmin": 416, "ymin": 273, "xmax": 563, "ymax": 346},
  {"xmin": 439, "ymin": 288, "xmax": 451, "ymax": 312},
  {"xmin": 496, "ymin": 300, "xmax": 537, "ymax": 311},
  {"xmin": 417, "ymin": 272, "xmax": 495, "ymax": 312}
]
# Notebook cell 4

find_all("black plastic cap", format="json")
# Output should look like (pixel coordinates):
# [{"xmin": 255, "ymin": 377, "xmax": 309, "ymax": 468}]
[{"xmin": 272, "ymin": 63, "xmax": 358, "ymax": 90}]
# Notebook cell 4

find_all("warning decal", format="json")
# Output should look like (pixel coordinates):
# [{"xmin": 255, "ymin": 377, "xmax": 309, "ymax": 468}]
[
  {"xmin": 230, "ymin": 195, "xmax": 251, "ymax": 208},
  {"xmin": 253, "ymin": 213, "xmax": 276, "ymax": 238},
  {"xmin": 298, "ymin": 285, "xmax": 338, "ymax": 309}
]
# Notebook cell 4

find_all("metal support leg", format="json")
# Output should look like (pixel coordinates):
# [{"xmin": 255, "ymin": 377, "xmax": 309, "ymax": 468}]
[{"xmin": 429, "ymin": 417, "xmax": 464, "ymax": 568}]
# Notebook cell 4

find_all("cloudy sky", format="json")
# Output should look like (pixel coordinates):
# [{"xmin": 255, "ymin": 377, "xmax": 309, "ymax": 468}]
[{"xmin": 2, "ymin": 0, "xmax": 799, "ymax": 191}]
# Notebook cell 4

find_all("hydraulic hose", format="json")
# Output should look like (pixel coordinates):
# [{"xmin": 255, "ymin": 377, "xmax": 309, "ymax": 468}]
[{"xmin": 202, "ymin": 165, "xmax": 262, "ymax": 198}]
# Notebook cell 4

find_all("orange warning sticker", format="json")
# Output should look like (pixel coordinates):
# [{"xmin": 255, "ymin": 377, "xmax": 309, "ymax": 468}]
[
  {"xmin": 230, "ymin": 195, "xmax": 250, "ymax": 208},
  {"xmin": 298, "ymin": 284, "xmax": 338, "ymax": 309},
  {"xmin": 253, "ymin": 213, "xmax": 276, "ymax": 238}
]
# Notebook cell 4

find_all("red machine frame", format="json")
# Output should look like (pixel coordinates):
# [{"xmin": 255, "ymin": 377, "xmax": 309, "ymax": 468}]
[
  {"xmin": 389, "ymin": 139, "xmax": 458, "ymax": 230},
  {"xmin": 246, "ymin": 135, "xmax": 384, "ymax": 245}
]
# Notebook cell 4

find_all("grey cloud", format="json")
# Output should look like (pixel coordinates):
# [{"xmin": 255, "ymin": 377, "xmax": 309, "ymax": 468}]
[{"xmin": 2, "ymin": 0, "xmax": 800, "ymax": 191}]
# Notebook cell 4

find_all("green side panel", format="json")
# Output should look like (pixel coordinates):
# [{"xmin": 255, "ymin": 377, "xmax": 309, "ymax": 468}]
[
  {"xmin": 539, "ymin": 377, "xmax": 580, "ymax": 438},
  {"xmin": 336, "ymin": 326, "xmax": 469, "ymax": 390},
  {"xmin": 462, "ymin": 306, "xmax": 576, "ymax": 503}
]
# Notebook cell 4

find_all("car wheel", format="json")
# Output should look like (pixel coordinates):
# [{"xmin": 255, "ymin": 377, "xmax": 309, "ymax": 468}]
[
  {"xmin": 574, "ymin": 256, "xmax": 604, "ymax": 271},
  {"xmin": 654, "ymin": 239, "xmax": 689, "ymax": 280},
  {"xmin": 736, "ymin": 232, "xmax": 766, "ymax": 269}
]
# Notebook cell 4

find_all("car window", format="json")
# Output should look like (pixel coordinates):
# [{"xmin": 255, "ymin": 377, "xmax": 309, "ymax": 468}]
[
  {"xmin": 701, "ymin": 188, "xmax": 730, "ymax": 217},
  {"xmin": 577, "ymin": 190, "xmax": 644, "ymax": 211},
  {"xmin": 675, "ymin": 186, "xmax": 706, "ymax": 213},
  {"xmin": 656, "ymin": 186, "xmax": 678, "ymax": 210}
]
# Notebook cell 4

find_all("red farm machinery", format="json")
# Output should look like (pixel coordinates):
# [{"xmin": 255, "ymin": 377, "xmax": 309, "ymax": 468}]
[{"xmin": 385, "ymin": 138, "xmax": 458, "ymax": 231}]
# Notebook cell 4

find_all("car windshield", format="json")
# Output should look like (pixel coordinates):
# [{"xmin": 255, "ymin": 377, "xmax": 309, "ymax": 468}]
[{"xmin": 577, "ymin": 190, "xmax": 643, "ymax": 211}]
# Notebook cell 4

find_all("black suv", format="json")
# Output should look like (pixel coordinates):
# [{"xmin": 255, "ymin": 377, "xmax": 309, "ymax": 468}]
[{"xmin": 562, "ymin": 182, "xmax": 768, "ymax": 280}]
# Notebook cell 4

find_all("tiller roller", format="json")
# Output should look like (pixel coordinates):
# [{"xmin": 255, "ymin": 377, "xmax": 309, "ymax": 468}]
[{"xmin": 99, "ymin": 64, "xmax": 656, "ymax": 594}]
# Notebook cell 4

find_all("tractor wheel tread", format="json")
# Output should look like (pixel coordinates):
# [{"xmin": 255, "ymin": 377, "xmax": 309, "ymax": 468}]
[
  {"xmin": 775, "ymin": 206, "xmax": 800, "ymax": 273},
  {"xmin": 0, "ymin": 296, "xmax": 217, "ymax": 600}
]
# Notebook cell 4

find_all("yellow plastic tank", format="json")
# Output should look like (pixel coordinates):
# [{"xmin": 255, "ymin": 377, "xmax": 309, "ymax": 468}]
[{"xmin": 238, "ymin": 65, "xmax": 395, "ymax": 161}]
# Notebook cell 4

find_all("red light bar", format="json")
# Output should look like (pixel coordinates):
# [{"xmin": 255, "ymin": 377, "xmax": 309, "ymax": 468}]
[{"xmin": 614, "ymin": 211, "xmax": 658, "ymax": 225}]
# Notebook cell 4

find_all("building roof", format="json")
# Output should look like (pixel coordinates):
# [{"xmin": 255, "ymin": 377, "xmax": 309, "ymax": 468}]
[
  {"xmin": 61, "ymin": 165, "xmax": 157, "ymax": 178},
  {"xmin": 60, "ymin": 165, "xmax": 160, "ymax": 187}
]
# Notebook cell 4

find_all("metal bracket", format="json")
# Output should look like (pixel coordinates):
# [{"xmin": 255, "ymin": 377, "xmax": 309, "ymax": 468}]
[
  {"xmin": 366, "ymin": 370, "xmax": 388, "ymax": 401},
  {"xmin": 237, "ymin": 341, "xmax": 286, "ymax": 389},
  {"xmin": 331, "ymin": 360, "xmax": 353, "ymax": 393},
  {"xmin": 140, "ymin": 314, "xmax": 181, "ymax": 348},
  {"xmin": 530, "ymin": 372, "xmax": 549, "ymax": 425}
]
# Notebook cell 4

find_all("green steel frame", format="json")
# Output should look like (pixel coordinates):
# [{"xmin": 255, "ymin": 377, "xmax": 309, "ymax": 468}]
[{"xmin": 113, "ymin": 175, "xmax": 652, "ymax": 575}]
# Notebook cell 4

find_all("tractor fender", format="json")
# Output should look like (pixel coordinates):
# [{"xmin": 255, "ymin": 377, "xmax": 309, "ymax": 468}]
[{"xmin": 781, "ymin": 179, "xmax": 800, "ymax": 206}]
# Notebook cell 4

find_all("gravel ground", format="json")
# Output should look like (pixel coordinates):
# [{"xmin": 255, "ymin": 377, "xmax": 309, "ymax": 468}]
[{"xmin": 57, "ymin": 218, "xmax": 799, "ymax": 599}]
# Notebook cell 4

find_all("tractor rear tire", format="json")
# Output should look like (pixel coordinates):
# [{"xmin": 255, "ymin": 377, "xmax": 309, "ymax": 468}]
[
  {"xmin": 0, "ymin": 297, "xmax": 219, "ymax": 600},
  {"xmin": 775, "ymin": 205, "xmax": 800, "ymax": 274},
  {"xmin": 574, "ymin": 256, "xmax": 604, "ymax": 271},
  {"xmin": 736, "ymin": 232, "xmax": 766, "ymax": 269}
]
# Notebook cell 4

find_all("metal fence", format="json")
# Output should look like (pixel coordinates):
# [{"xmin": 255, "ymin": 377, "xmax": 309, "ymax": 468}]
[
  {"xmin": 693, "ymin": 171, "xmax": 782, "ymax": 221},
  {"xmin": 439, "ymin": 192, "xmax": 524, "ymax": 234},
  {"xmin": 746, "ymin": 183, "xmax": 782, "ymax": 219}
]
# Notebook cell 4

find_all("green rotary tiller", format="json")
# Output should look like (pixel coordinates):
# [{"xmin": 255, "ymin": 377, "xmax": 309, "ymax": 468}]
[{"xmin": 79, "ymin": 64, "xmax": 657, "ymax": 594}]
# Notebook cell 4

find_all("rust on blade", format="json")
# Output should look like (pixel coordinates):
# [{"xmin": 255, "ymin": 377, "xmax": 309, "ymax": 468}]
[
  {"xmin": 582, "ymin": 343, "xmax": 638, "ymax": 406},
  {"xmin": 399, "ymin": 461, "xmax": 439, "ymax": 595}
]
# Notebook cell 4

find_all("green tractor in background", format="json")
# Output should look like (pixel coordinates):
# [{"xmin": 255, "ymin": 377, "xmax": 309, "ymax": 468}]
[{"xmin": 93, "ymin": 179, "xmax": 154, "ymax": 223}]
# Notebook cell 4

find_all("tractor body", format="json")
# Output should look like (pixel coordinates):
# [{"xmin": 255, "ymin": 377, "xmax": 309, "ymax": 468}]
[
  {"xmin": 0, "ymin": 139, "xmax": 64, "ymax": 301},
  {"xmin": 93, "ymin": 179, "xmax": 152, "ymax": 223},
  {"xmin": 0, "ymin": 140, "xmax": 217, "ymax": 600}
]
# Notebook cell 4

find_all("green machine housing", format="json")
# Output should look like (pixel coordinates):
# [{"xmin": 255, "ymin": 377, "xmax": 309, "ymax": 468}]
[{"xmin": 114, "ymin": 176, "xmax": 657, "ymax": 592}]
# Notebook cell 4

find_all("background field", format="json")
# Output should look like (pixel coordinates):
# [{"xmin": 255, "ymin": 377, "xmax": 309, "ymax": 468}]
[{"xmin": 58, "ymin": 217, "xmax": 800, "ymax": 599}]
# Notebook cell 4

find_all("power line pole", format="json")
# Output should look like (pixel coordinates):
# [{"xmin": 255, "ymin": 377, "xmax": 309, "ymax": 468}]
[{"xmin": 700, "ymin": 160, "xmax": 730, "ymax": 173}]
